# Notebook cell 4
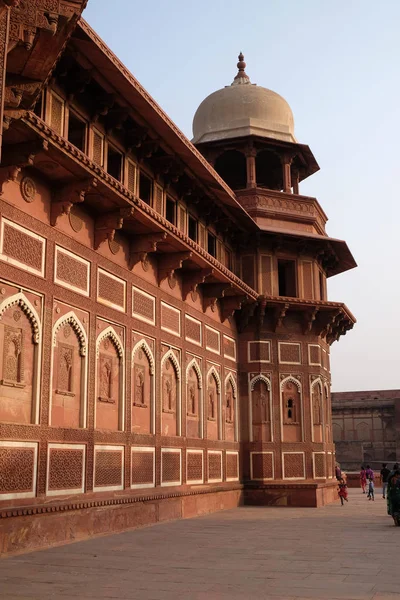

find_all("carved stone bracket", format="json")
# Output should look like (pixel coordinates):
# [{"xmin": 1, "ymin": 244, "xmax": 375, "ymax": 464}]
[
  {"xmin": 318, "ymin": 310, "xmax": 341, "ymax": 339},
  {"xmin": 0, "ymin": 139, "xmax": 48, "ymax": 167},
  {"xmin": 303, "ymin": 307, "xmax": 319, "ymax": 334},
  {"xmin": 137, "ymin": 139, "xmax": 159, "ymax": 161},
  {"xmin": 129, "ymin": 232, "xmax": 167, "ymax": 269},
  {"xmin": 182, "ymin": 268, "xmax": 214, "ymax": 300},
  {"xmin": 201, "ymin": 283, "xmax": 232, "ymax": 312},
  {"xmin": 273, "ymin": 302, "xmax": 290, "ymax": 332},
  {"xmin": 157, "ymin": 252, "xmax": 192, "ymax": 285},
  {"xmin": 51, "ymin": 178, "xmax": 97, "ymax": 227},
  {"xmin": 221, "ymin": 295, "xmax": 248, "ymax": 321},
  {"xmin": 0, "ymin": 164, "xmax": 20, "ymax": 194},
  {"xmin": 94, "ymin": 207, "xmax": 135, "ymax": 250},
  {"xmin": 237, "ymin": 301, "xmax": 257, "ymax": 333}
]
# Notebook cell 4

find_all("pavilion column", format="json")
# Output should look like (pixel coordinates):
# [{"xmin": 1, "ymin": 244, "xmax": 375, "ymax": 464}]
[
  {"xmin": 245, "ymin": 146, "xmax": 257, "ymax": 188},
  {"xmin": 281, "ymin": 154, "xmax": 293, "ymax": 193},
  {"xmin": 292, "ymin": 168, "xmax": 300, "ymax": 195}
]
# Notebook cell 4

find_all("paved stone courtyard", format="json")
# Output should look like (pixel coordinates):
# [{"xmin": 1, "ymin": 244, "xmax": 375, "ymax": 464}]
[{"xmin": 0, "ymin": 489, "xmax": 399, "ymax": 600}]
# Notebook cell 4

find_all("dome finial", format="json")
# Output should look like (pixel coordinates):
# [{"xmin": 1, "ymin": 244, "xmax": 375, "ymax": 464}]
[{"xmin": 232, "ymin": 51, "xmax": 250, "ymax": 85}]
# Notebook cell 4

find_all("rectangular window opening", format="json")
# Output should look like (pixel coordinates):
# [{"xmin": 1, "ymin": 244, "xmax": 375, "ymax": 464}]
[
  {"xmin": 139, "ymin": 172, "xmax": 152, "ymax": 205},
  {"xmin": 207, "ymin": 232, "xmax": 216, "ymax": 258},
  {"xmin": 278, "ymin": 259, "xmax": 297, "ymax": 297},
  {"xmin": 188, "ymin": 215, "xmax": 198, "ymax": 242},
  {"xmin": 225, "ymin": 249, "xmax": 232, "ymax": 270},
  {"xmin": 33, "ymin": 92, "xmax": 44, "ymax": 119},
  {"xmin": 68, "ymin": 111, "xmax": 86, "ymax": 152},
  {"xmin": 166, "ymin": 197, "xmax": 176, "ymax": 225},
  {"xmin": 107, "ymin": 144, "xmax": 123, "ymax": 181}
]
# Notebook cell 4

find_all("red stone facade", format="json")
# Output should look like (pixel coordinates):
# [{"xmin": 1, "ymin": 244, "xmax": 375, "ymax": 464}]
[{"xmin": 0, "ymin": 2, "xmax": 356, "ymax": 554}]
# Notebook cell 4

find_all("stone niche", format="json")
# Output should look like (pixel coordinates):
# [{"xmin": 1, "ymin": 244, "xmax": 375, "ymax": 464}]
[
  {"xmin": 132, "ymin": 343, "xmax": 153, "ymax": 435},
  {"xmin": 206, "ymin": 370, "xmax": 220, "ymax": 441},
  {"xmin": 251, "ymin": 376, "xmax": 271, "ymax": 443},
  {"xmin": 161, "ymin": 353, "xmax": 180, "ymax": 437},
  {"xmin": 52, "ymin": 322, "xmax": 83, "ymax": 428},
  {"xmin": 0, "ymin": 302, "xmax": 37, "ymax": 424},
  {"xmin": 224, "ymin": 377, "xmax": 236, "ymax": 442},
  {"xmin": 186, "ymin": 364, "xmax": 201, "ymax": 439},
  {"xmin": 96, "ymin": 335, "xmax": 122, "ymax": 431},
  {"xmin": 311, "ymin": 379, "xmax": 323, "ymax": 443},
  {"xmin": 281, "ymin": 378, "xmax": 302, "ymax": 442}
]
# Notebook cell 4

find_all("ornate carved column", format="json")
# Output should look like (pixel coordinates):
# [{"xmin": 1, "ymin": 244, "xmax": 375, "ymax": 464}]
[
  {"xmin": 292, "ymin": 167, "xmax": 300, "ymax": 195},
  {"xmin": 281, "ymin": 154, "xmax": 293, "ymax": 193},
  {"xmin": 245, "ymin": 145, "xmax": 257, "ymax": 188}
]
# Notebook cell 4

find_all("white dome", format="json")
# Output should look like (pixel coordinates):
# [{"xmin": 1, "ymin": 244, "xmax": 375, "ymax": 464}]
[{"xmin": 192, "ymin": 54, "xmax": 296, "ymax": 145}]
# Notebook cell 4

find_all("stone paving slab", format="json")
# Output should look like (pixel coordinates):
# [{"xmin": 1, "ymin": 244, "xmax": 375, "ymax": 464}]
[{"xmin": 0, "ymin": 489, "xmax": 399, "ymax": 600}]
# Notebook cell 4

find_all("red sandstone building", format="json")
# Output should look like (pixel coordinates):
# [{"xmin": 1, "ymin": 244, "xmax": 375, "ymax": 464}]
[{"xmin": 0, "ymin": 1, "xmax": 356, "ymax": 554}]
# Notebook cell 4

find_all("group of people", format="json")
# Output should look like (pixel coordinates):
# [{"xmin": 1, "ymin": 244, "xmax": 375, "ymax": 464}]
[
  {"xmin": 359, "ymin": 463, "xmax": 400, "ymax": 526},
  {"xmin": 359, "ymin": 465, "xmax": 375, "ymax": 500},
  {"xmin": 335, "ymin": 462, "xmax": 400, "ymax": 524}
]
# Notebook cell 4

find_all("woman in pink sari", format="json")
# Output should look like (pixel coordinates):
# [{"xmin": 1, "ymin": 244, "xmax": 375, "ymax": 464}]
[{"xmin": 360, "ymin": 466, "xmax": 367, "ymax": 494}]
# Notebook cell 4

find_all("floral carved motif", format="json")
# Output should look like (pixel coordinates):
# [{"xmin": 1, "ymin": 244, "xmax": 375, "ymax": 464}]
[{"xmin": 20, "ymin": 176, "xmax": 36, "ymax": 203}]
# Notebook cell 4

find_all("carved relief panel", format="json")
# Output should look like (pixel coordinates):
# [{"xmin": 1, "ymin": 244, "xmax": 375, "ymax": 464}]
[
  {"xmin": 281, "ymin": 378, "xmax": 302, "ymax": 442},
  {"xmin": 161, "ymin": 354, "xmax": 179, "ymax": 437},
  {"xmin": 206, "ymin": 370, "xmax": 220, "ymax": 441},
  {"xmin": 96, "ymin": 337, "xmax": 121, "ymax": 431},
  {"xmin": 52, "ymin": 325, "xmax": 82, "ymax": 428},
  {"xmin": 132, "ymin": 343, "xmax": 153, "ymax": 435},
  {"xmin": 311, "ymin": 380, "xmax": 323, "ymax": 443},
  {"xmin": 186, "ymin": 364, "xmax": 201, "ymax": 439},
  {"xmin": 251, "ymin": 378, "xmax": 271, "ymax": 443},
  {"xmin": 0, "ymin": 288, "xmax": 40, "ymax": 423},
  {"xmin": 224, "ymin": 378, "xmax": 236, "ymax": 442}
]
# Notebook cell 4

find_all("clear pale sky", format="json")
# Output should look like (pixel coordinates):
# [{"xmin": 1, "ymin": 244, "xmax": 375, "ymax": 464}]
[{"xmin": 84, "ymin": 0, "xmax": 399, "ymax": 392}]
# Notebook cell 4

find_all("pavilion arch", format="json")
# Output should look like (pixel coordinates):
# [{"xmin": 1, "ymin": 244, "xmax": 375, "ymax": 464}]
[
  {"xmin": 186, "ymin": 357, "xmax": 204, "ymax": 439},
  {"xmin": 280, "ymin": 375, "xmax": 302, "ymax": 393},
  {"xmin": 0, "ymin": 292, "xmax": 42, "ymax": 424},
  {"xmin": 50, "ymin": 311, "xmax": 89, "ymax": 428},
  {"xmin": 95, "ymin": 326, "xmax": 125, "ymax": 431},
  {"xmin": 214, "ymin": 149, "xmax": 247, "ymax": 190},
  {"xmin": 161, "ymin": 348, "xmax": 182, "ymax": 436},
  {"xmin": 132, "ymin": 339, "xmax": 156, "ymax": 433}
]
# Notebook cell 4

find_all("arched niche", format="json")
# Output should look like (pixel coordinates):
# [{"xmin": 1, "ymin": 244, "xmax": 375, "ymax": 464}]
[
  {"xmin": 332, "ymin": 422, "xmax": 343, "ymax": 442},
  {"xmin": 280, "ymin": 376, "xmax": 302, "ymax": 442},
  {"xmin": 95, "ymin": 326, "xmax": 125, "ymax": 431},
  {"xmin": 0, "ymin": 293, "xmax": 42, "ymax": 424},
  {"xmin": 311, "ymin": 378, "xmax": 323, "ymax": 443},
  {"xmin": 255, "ymin": 149, "xmax": 283, "ymax": 190},
  {"xmin": 224, "ymin": 373, "xmax": 237, "ymax": 442},
  {"xmin": 186, "ymin": 358, "xmax": 203, "ymax": 439},
  {"xmin": 214, "ymin": 150, "xmax": 247, "ymax": 190},
  {"xmin": 161, "ymin": 349, "xmax": 181, "ymax": 437},
  {"xmin": 51, "ymin": 312, "xmax": 88, "ymax": 428},
  {"xmin": 132, "ymin": 340, "xmax": 155, "ymax": 435},
  {"xmin": 250, "ymin": 375, "xmax": 271, "ymax": 443},
  {"xmin": 206, "ymin": 367, "xmax": 221, "ymax": 441},
  {"xmin": 356, "ymin": 421, "xmax": 370, "ymax": 442}
]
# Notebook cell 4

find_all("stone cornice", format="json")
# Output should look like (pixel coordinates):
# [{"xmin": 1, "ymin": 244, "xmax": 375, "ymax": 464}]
[{"xmin": 22, "ymin": 112, "xmax": 258, "ymax": 301}]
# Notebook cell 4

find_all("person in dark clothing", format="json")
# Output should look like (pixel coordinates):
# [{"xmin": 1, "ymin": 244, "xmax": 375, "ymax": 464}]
[{"xmin": 380, "ymin": 463, "xmax": 391, "ymax": 499}]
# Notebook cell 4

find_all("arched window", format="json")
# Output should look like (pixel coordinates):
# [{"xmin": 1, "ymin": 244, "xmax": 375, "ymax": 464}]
[{"xmin": 214, "ymin": 150, "xmax": 246, "ymax": 190}]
